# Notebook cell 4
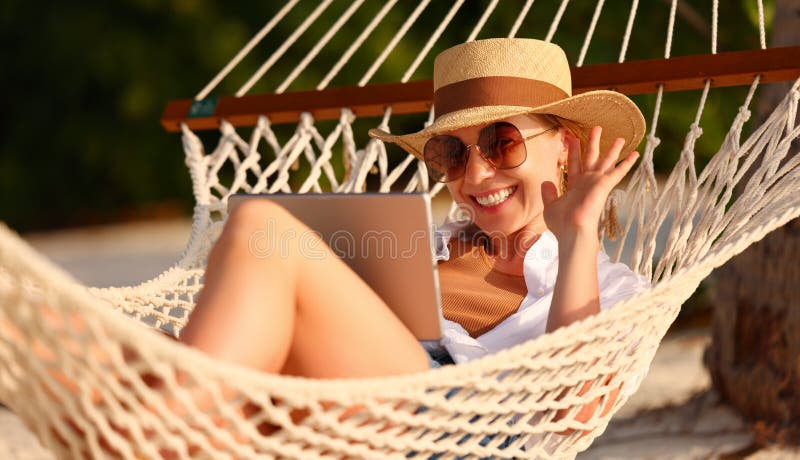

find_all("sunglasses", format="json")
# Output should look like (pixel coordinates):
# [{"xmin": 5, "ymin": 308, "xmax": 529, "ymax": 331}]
[{"xmin": 422, "ymin": 122, "xmax": 557, "ymax": 183}]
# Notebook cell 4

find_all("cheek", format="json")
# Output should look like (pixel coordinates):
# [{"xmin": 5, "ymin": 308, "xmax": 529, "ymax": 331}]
[
  {"xmin": 445, "ymin": 181, "xmax": 467, "ymax": 203},
  {"xmin": 512, "ymin": 168, "xmax": 550, "ymax": 196},
  {"xmin": 511, "ymin": 166, "xmax": 558, "ymax": 209},
  {"xmin": 519, "ymin": 152, "xmax": 561, "ymax": 187}
]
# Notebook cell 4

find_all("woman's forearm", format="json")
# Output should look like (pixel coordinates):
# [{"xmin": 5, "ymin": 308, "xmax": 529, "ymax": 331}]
[
  {"xmin": 547, "ymin": 231, "xmax": 613, "ymax": 435},
  {"xmin": 547, "ymin": 231, "xmax": 600, "ymax": 333}
]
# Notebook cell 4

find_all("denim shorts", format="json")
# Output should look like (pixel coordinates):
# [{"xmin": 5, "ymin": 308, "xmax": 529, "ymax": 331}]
[{"xmin": 419, "ymin": 341, "xmax": 454, "ymax": 368}]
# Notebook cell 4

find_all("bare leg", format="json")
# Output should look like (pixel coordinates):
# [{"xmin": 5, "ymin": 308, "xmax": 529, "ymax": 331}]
[{"xmin": 179, "ymin": 200, "xmax": 429, "ymax": 378}]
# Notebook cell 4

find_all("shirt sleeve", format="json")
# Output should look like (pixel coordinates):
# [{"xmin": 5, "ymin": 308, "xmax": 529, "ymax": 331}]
[
  {"xmin": 440, "ymin": 318, "xmax": 490, "ymax": 363},
  {"xmin": 433, "ymin": 221, "xmax": 471, "ymax": 262},
  {"xmin": 597, "ymin": 251, "xmax": 651, "ymax": 311},
  {"xmin": 595, "ymin": 251, "xmax": 652, "ymax": 396},
  {"xmin": 434, "ymin": 233, "xmax": 450, "ymax": 261}
]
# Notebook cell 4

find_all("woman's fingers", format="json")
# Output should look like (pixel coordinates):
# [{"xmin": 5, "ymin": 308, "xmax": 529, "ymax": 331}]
[
  {"xmin": 541, "ymin": 180, "xmax": 560, "ymax": 206},
  {"xmin": 600, "ymin": 138, "xmax": 626, "ymax": 172},
  {"xmin": 585, "ymin": 126, "xmax": 602, "ymax": 169},
  {"xmin": 567, "ymin": 128, "xmax": 637, "ymax": 191},
  {"xmin": 608, "ymin": 151, "xmax": 640, "ymax": 184}
]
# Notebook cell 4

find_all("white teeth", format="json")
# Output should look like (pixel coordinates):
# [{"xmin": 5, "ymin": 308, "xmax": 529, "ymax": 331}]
[{"xmin": 475, "ymin": 186, "xmax": 516, "ymax": 207}]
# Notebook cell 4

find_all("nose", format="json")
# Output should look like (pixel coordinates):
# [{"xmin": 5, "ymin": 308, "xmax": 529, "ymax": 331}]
[{"xmin": 462, "ymin": 145, "xmax": 496, "ymax": 184}]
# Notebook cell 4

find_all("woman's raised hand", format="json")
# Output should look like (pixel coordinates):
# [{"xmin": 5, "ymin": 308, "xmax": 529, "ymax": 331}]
[{"xmin": 541, "ymin": 125, "xmax": 639, "ymax": 243}]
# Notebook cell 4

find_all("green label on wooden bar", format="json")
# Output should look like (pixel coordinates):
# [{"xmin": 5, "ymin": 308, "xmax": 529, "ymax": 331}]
[{"xmin": 188, "ymin": 97, "xmax": 218, "ymax": 118}]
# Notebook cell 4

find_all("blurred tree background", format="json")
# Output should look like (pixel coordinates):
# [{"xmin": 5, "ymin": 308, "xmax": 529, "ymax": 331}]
[{"xmin": 0, "ymin": 0, "xmax": 774, "ymax": 232}]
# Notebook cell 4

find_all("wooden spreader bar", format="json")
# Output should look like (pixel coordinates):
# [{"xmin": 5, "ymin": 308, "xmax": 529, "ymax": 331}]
[{"xmin": 161, "ymin": 46, "xmax": 800, "ymax": 132}]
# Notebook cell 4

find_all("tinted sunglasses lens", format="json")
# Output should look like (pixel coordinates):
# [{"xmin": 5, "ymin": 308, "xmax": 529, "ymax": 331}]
[
  {"xmin": 478, "ymin": 122, "xmax": 526, "ymax": 169},
  {"xmin": 424, "ymin": 135, "xmax": 466, "ymax": 182}
]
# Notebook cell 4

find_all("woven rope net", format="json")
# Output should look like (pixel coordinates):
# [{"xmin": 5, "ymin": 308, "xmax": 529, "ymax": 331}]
[{"xmin": 1, "ymin": 1, "xmax": 799, "ymax": 458}]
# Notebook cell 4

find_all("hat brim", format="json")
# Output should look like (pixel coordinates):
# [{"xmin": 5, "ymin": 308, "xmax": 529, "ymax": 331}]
[{"xmin": 369, "ymin": 90, "xmax": 645, "ymax": 161}]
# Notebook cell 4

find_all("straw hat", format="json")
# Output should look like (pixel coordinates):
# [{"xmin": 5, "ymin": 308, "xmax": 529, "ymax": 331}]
[{"xmin": 369, "ymin": 38, "xmax": 645, "ymax": 160}]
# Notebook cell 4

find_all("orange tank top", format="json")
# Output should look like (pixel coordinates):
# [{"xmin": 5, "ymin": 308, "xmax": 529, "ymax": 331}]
[{"xmin": 438, "ymin": 237, "xmax": 528, "ymax": 338}]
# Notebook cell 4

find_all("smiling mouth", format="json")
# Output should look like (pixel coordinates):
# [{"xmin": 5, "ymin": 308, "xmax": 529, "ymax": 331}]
[{"xmin": 471, "ymin": 185, "xmax": 517, "ymax": 207}]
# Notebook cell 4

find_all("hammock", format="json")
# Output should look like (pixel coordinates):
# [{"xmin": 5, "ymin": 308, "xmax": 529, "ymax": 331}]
[{"xmin": 2, "ymin": 1, "xmax": 800, "ymax": 458}]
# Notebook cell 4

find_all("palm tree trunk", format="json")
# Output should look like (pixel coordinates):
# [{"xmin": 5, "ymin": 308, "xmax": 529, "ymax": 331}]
[{"xmin": 704, "ymin": 0, "xmax": 800, "ymax": 445}]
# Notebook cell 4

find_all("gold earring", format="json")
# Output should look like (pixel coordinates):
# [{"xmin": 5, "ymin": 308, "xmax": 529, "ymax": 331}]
[{"xmin": 559, "ymin": 163, "xmax": 568, "ymax": 195}]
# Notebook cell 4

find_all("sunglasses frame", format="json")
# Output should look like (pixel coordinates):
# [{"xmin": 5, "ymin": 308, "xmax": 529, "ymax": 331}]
[{"xmin": 423, "ymin": 123, "xmax": 558, "ymax": 183}]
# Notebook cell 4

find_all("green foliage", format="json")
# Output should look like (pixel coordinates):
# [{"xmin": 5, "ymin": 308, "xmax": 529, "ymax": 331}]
[
  {"xmin": 0, "ymin": 0, "xmax": 778, "ymax": 231},
  {"xmin": 742, "ymin": 0, "xmax": 775, "ymax": 38}
]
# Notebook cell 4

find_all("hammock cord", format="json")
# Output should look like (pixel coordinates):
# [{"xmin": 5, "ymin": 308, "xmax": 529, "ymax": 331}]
[
  {"xmin": 466, "ymin": 0, "xmax": 499, "ymax": 42},
  {"xmin": 757, "ymin": 0, "xmax": 766, "ymax": 49},
  {"xmin": 358, "ymin": 0, "xmax": 432, "ymax": 87},
  {"xmin": 194, "ymin": 0, "xmax": 300, "ymax": 100},
  {"xmin": 614, "ymin": 84, "xmax": 663, "ymax": 269},
  {"xmin": 664, "ymin": 0, "xmax": 678, "ymax": 59},
  {"xmin": 618, "ymin": 0, "xmax": 639, "ymax": 62},
  {"xmin": 712, "ymin": 0, "xmax": 719, "ymax": 55},
  {"xmin": 316, "ymin": 0, "xmax": 398, "ymax": 90},
  {"xmin": 652, "ymin": 81, "xmax": 710, "ymax": 281},
  {"xmin": 275, "ymin": 0, "xmax": 366, "ymax": 94},
  {"xmin": 237, "ymin": 0, "xmax": 334, "ymax": 97},
  {"xmin": 576, "ymin": 0, "xmax": 605, "ymax": 67},
  {"xmin": 401, "ymin": 0, "xmax": 465, "ymax": 83},
  {"xmin": 544, "ymin": 0, "xmax": 570, "ymax": 43},
  {"xmin": 507, "ymin": 0, "xmax": 535, "ymax": 39}
]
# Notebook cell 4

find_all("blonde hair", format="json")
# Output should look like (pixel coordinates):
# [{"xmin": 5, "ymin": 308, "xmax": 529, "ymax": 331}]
[{"xmin": 532, "ymin": 114, "xmax": 587, "ymax": 151}]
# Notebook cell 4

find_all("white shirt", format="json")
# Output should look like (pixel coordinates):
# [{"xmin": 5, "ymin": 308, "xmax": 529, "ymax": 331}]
[{"xmin": 433, "ymin": 223, "xmax": 651, "ymax": 364}]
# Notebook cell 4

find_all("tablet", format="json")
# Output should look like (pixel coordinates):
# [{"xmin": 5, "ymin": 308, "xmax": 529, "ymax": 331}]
[{"xmin": 228, "ymin": 193, "xmax": 443, "ymax": 341}]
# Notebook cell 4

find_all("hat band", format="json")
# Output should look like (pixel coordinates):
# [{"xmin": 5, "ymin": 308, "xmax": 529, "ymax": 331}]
[{"xmin": 433, "ymin": 76, "xmax": 569, "ymax": 118}]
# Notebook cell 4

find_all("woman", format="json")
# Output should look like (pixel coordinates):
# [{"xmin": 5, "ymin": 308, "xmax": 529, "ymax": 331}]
[{"xmin": 178, "ymin": 38, "xmax": 649, "ymax": 379}]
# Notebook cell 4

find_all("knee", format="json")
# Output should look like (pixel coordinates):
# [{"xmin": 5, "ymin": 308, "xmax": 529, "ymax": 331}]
[
  {"xmin": 221, "ymin": 199, "xmax": 309, "ymax": 257},
  {"xmin": 226, "ymin": 199, "xmax": 296, "ymax": 233}
]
